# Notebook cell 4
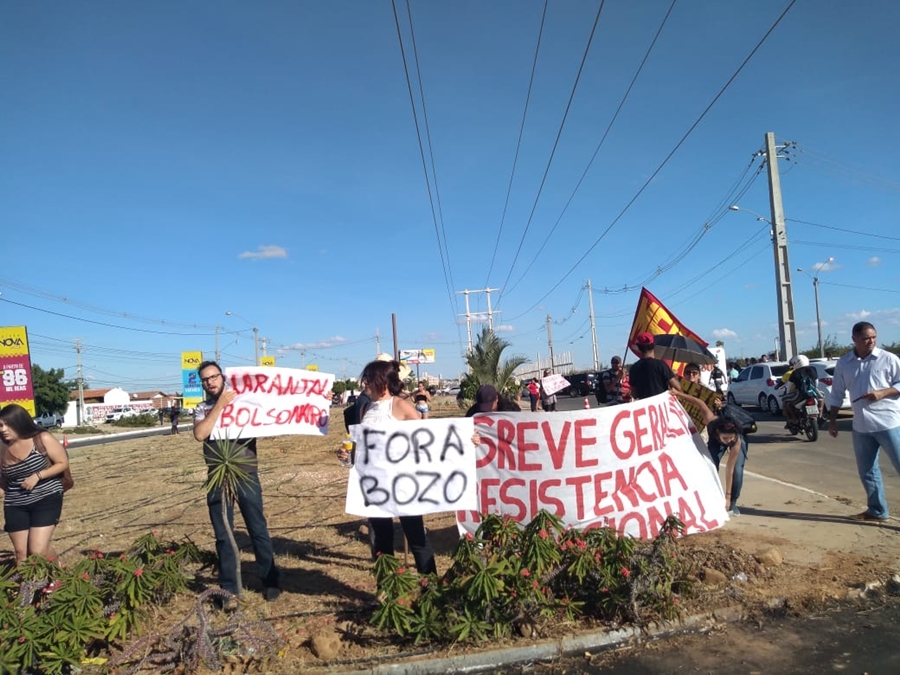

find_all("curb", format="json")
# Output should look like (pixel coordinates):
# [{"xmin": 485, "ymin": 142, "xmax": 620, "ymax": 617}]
[{"xmin": 340, "ymin": 605, "xmax": 744, "ymax": 674}]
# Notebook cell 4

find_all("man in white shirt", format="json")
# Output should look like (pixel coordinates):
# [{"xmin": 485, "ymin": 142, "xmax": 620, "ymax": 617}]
[{"xmin": 828, "ymin": 322, "xmax": 900, "ymax": 521}]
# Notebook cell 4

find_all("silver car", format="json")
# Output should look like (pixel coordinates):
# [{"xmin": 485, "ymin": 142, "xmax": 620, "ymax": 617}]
[
  {"xmin": 726, "ymin": 362, "xmax": 791, "ymax": 414},
  {"xmin": 809, "ymin": 359, "xmax": 852, "ymax": 414}
]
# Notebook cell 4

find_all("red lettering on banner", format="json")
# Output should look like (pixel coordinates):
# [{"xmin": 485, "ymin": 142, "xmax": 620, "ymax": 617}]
[
  {"xmin": 647, "ymin": 405, "xmax": 663, "ymax": 450},
  {"xmin": 645, "ymin": 501, "xmax": 674, "ymax": 536},
  {"xmin": 574, "ymin": 418, "xmax": 598, "ymax": 468},
  {"xmin": 564, "ymin": 475, "xmax": 591, "ymax": 520},
  {"xmin": 496, "ymin": 419, "xmax": 517, "ymax": 469},
  {"xmin": 618, "ymin": 512, "xmax": 647, "ymax": 539},
  {"xmin": 474, "ymin": 417, "xmax": 496, "ymax": 469},
  {"xmin": 500, "ymin": 478, "xmax": 527, "ymax": 520},
  {"xmin": 539, "ymin": 479, "xmax": 565, "ymax": 516},
  {"xmin": 230, "ymin": 372, "xmax": 327, "ymax": 397},
  {"xmin": 219, "ymin": 404, "xmax": 327, "ymax": 429},
  {"xmin": 694, "ymin": 489, "xmax": 718, "ymax": 529},
  {"xmin": 633, "ymin": 407, "xmax": 652, "ymax": 456},
  {"xmin": 517, "ymin": 422, "xmax": 542, "ymax": 471},
  {"xmin": 542, "ymin": 420, "xmax": 570, "ymax": 470},
  {"xmin": 667, "ymin": 397, "xmax": 694, "ymax": 434},
  {"xmin": 610, "ymin": 409, "xmax": 632, "ymax": 460},
  {"xmin": 659, "ymin": 452, "xmax": 688, "ymax": 494},
  {"xmin": 677, "ymin": 495, "xmax": 698, "ymax": 531},
  {"xmin": 480, "ymin": 478, "xmax": 500, "ymax": 515},
  {"xmin": 592, "ymin": 471, "xmax": 614, "ymax": 518}
]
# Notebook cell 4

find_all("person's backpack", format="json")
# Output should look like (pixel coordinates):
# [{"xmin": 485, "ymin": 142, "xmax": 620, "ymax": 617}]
[
  {"xmin": 719, "ymin": 403, "xmax": 757, "ymax": 434},
  {"xmin": 596, "ymin": 369, "xmax": 614, "ymax": 404}
]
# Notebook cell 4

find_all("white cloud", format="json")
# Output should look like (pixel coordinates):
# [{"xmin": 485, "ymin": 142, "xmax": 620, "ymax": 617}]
[
  {"xmin": 238, "ymin": 245, "xmax": 288, "ymax": 260},
  {"xmin": 712, "ymin": 328, "xmax": 737, "ymax": 339},
  {"xmin": 285, "ymin": 336, "xmax": 348, "ymax": 350},
  {"xmin": 867, "ymin": 256, "xmax": 881, "ymax": 267},
  {"xmin": 495, "ymin": 324, "xmax": 515, "ymax": 333},
  {"xmin": 811, "ymin": 260, "xmax": 840, "ymax": 273},
  {"xmin": 743, "ymin": 283, "xmax": 758, "ymax": 290},
  {"xmin": 845, "ymin": 309, "xmax": 872, "ymax": 321},
  {"xmin": 423, "ymin": 332, "xmax": 442, "ymax": 341}
]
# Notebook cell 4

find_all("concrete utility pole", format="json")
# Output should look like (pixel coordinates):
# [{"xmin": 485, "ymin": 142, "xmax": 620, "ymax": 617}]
[
  {"xmin": 586, "ymin": 279, "xmax": 599, "ymax": 370},
  {"xmin": 214, "ymin": 325, "xmax": 221, "ymax": 363},
  {"xmin": 75, "ymin": 339, "xmax": 85, "ymax": 426},
  {"xmin": 766, "ymin": 132, "xmax": 798, "ymax": 362},
  {"xmin": 260, "ymin": 337, "xmax": 269, "ymax": 357},
  {"xmin": 546, "ymin": 314, "xmax": 555, "ymax": 371},
  {"xmin": 375, "ymin": 328, "xmax": 381, "ymax": 356}
]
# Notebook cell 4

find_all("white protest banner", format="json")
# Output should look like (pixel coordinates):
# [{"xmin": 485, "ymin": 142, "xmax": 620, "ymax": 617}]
[
  {"xmin": 540, "ymin": 373, "xmax": 570, "ymax": 397},
  {"xmin": 456, "ymin": 392, "xmax": 728, "ymax": 539},
  {"xmin": 345, "ymin": 417, "xmax": 478, "ymax": 518},
  {"xmin": 210, "ymin": 366, "xmax": 335, "ymax": 439}
]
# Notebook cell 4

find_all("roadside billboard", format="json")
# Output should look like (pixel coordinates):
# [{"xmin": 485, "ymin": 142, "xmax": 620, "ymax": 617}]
[
  {"xmin": 399, "ymin": 348, "xmax": 435, "ymax": 365},
  {"xmin": 181, "ymin": 351, "xmax": 204, "ymax": 409},
  {"xmin": 0, "ymin": 325, "xmax": 36, "ymax": 415}
]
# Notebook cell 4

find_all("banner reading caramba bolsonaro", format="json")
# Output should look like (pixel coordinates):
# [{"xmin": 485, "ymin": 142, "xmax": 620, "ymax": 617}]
[
  {"xmin": 346, "ymin": 417, "xmax": 478, "ymax": 518},
  {"xmin": 210, "ymin": 366, "xmax": 334, "ymax": 439},
  {"xmin": 457, "ymin": 392, "xmax": 728, "ymax": 539}
]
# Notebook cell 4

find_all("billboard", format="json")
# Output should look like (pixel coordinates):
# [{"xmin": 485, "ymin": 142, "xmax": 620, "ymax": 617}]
[
  {"xmin": 0, "ymin": 325, "xmax": 36, "ymax": 415},
  {"xmin": 181, "ymin": 351, "xmax": 204, "ymax": 409},
  {"xmin": 260, "ymin": 356, "xmax": 276, "ymax": 367},
  {"xmin": 399, "ymin": 348, "xmax": 435, "ymax": 365}
]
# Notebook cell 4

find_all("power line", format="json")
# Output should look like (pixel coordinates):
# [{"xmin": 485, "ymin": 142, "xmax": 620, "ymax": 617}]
[
  {"xmin": 390, "ymin": 0, "xmax": 459, "ymax": 335},
  {"xmin": 788, "ymin": 217, "xmax": 900, "ymax": 242},
  {"xmin": 504, "ymin": 0, "xmax": 798, "ymax": 319},
  {"xmin": 821, "ymin": 281, "xmax": 900, "ymax": 295},
  {"xmin": 496, "ymin": 0, "xmax": 607, "ymax": 302},
  {"xmin": 503, "ymin": 0, "xmax": 678, "ymax": 295},
  {"xmin": 483, "ymin": 0, "xmax": 549, "ymax": 287}
]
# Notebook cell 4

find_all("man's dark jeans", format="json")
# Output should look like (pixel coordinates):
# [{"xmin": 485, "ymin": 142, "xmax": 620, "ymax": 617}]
[
  {"xmin": 708, "ymin": 433, "xmax": 749, "ymax": 510},
  {"xmin": 207, "ymin": 472, "xmax": 279, "ymax": 594}
]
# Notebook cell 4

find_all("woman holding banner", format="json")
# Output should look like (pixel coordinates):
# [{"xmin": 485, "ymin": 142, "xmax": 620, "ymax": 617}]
[
  {"xmin": 673, "ymin": 391, "xmax": 747, "ymax": 517},
  {"xmin": 358, "ymin": 359, "xmax": 438, "ymax": 574}
]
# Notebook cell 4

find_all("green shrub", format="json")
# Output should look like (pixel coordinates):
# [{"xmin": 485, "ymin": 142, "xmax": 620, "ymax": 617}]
[
  {"xmin": 371, "ymin": 511, "xmax": 692, "ymax": 644},
  {"xmin": 112, "ymin": 413, "xmax": 159, "ymax": 428}
]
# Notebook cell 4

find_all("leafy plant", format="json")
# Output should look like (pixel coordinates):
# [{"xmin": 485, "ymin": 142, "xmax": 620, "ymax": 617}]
[
  {"xmin": 370, "ymin": 511, "xmax": 693, "ymax": 645},
  {"xmin": 203, "ymin": 432, "xmax": 255, "ymax": 596}
]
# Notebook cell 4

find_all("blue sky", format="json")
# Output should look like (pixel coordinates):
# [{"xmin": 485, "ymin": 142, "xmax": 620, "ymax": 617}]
[{"xmin": 2, "ymin": 0, "xmax": 899, "ymax": 392}]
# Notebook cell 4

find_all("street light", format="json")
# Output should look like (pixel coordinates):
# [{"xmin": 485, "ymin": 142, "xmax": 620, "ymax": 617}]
[
  {"xmin": 225, "ymin": 311, "xmax": 260, "ymax": 366},
  {"xmin": 730, "ymin": 204, "xmax": 798, "ymax": 362},
  {"xmin": 797, "ymin": 257, "xmax": 834, "ymax": 359}
]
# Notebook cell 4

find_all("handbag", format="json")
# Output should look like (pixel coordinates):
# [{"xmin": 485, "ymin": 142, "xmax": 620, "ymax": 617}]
[
  {"xmin": 719, "ymin": 403, "xmax": 757, "ymax": 435},
  {"xmin": 33, "ymin": 432, "xmax": 75, "ymax": 492}
]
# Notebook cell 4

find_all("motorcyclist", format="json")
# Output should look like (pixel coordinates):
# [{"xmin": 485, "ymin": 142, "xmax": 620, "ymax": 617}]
[{"xmin": 779, "ymin": 355, "xmax": 824, "ymax": 432}]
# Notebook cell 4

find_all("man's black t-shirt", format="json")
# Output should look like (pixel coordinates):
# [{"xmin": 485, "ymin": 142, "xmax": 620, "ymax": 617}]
[{"xmin": 628, "ymin": 358, "xmax": 675, "ymax": 400}]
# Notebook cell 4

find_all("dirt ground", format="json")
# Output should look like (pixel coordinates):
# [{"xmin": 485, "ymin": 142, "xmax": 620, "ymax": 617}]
[{"xmin": 10, "ymin": 400, "xmax": 900, "ymax": 673}]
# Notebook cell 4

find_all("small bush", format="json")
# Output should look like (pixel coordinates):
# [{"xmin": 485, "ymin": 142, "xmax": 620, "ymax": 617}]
[
  {"xmin": 113, "ymin": 413, "xmax": 160, "ymax": 428},
  {"xmin": 371, "ymin": 511, "xmax": 692, "ymax": 644}
]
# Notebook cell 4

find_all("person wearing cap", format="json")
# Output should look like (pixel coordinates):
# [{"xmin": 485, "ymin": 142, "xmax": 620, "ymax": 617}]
[
  {"xmin": 465, "ymin": 384, "xmax": 521, "ymax": 417},
  {"xmin": 627, "ymin": 332, "xmax": 682, "ymax": 400},
  {"xmin": 539, "ymin": 369, "xmax": 558, "ymax": 412},
  {"xmin": 597, "ymin": 356, "xmax": 629, "ymax": 406}
]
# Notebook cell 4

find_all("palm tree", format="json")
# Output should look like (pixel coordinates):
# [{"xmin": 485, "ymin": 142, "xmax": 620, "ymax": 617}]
[{"xmin": 464, "ymin": 327, "xmax": 528, "ymax": 399}]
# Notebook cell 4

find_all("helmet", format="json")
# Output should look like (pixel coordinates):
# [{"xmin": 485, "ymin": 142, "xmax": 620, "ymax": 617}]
[
  {"xmin": 789, "ymin": 356, "xmax": 799, "ymax": 367},
  {"xmin": 794, "ymin": 355, "xmax": 810, "ymax": 368}
]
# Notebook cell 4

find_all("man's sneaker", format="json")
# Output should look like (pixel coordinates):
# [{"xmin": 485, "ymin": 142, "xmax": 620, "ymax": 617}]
[
  {"xmin": 263, "ymin": 586, "xmax": 282, "ymax": 602},
  {"xmin": 728, "ymin": 505, "xmax": 741, "ymax": 516}
]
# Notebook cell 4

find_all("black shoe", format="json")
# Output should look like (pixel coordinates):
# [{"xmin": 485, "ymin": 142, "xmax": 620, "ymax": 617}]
[
  {"xmin": 263, "ymin": 586, "xmax": 282, "ymax": 602},
  {"xmin": 212, "ymin": 595, "xmax": 239, "ymax": 612}
]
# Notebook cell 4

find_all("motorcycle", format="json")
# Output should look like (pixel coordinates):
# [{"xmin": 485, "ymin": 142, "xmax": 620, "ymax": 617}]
[{"xmin": 776, "ymin": 382, "xmax": 823, "ymax": 442}]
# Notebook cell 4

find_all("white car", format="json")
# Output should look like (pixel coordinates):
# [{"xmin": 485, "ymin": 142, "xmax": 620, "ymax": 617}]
[
  {"xmin": 726, "ymin": 362, "xmax": 791, "ymax": 414},
  {"xmin": 105, "ymin": 406, "xmax": 139, "ymax": 423},
  {"xmin": 809, "ymin": 359, "xmax": 852, "ymax": 414}
]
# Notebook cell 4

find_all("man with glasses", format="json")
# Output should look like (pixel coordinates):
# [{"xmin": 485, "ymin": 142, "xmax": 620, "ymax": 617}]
[
  {"xmin": 193, "ymin": 360, "xmax": 281, "ymax": 606},
  {"xmin": 828, "ymin": 322, "xmax": 900, "ymax": 522}
]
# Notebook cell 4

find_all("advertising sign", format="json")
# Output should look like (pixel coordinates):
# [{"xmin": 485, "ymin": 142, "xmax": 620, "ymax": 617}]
[
  {"xmin": 399, "ymin": 348, "xmax": 436, "ymax": 365},
  {"xmin": 181, "ymin": 351, "xmax": 204, "ymax": 409},
  {"xmin": 0, "ymin": 325, "xmax": 36, "ymax": 415},
  {"xmin": 260, "ymin": 356, "xmax": 276, "ymax": 367}
]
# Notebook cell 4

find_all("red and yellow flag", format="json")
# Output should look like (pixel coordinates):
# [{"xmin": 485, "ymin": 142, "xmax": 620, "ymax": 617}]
[{"xmin": 627, "ymin": 288, "xmax": 708, "ymax": 374}]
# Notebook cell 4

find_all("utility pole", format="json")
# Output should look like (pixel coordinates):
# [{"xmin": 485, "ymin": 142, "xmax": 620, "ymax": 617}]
[
  {"xmin": 260, "ymin": 337, "xmax": 269, "ymax": 357},
  {"xmin": 546, "ymin": 314, "xmax": 555, "ymax": 371},
  {"xmin": 456, "ymin": 287, "xmax": 501, "ymax": 354},
  {"xmin": 586, "ymin": 279, "xmax": 599, "ymax": 370},
  {"xmin": 214, "ymin": 325, "xmax": 221, "ymax": 363},
  {"xmin": 765, "ymin": 131, "xmax": 798, "ymax": 362},
  {"xmin": 375, "ymin": 328, "xmax": 381, "ymax": 355},
  {"xmin": 75, "ymin": 339, "xmax": 85, "ymax": 426}
]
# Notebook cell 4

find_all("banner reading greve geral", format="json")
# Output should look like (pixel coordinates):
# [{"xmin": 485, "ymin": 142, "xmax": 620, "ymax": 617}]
[{"xmin": 456, "ymin": 392, "xmax": 728, "ymax": 539}]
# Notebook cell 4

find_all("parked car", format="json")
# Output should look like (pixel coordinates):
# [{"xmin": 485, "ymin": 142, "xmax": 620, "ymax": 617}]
[
  {"xmin": 726, "ymin": 362, "xmax": 791, "ymax": 414},
  {"xmin": 562, "ymin": 372, "xmax": 599, "ymax": 397},
  {"xmin": 33, "ymin": 412, "xmax": 64, "ymax": 429},
  {"xmin": 105, "ymin": 406, "xmax": 139, "ymax": 423},
  {"xmin": 809, "ymin": 360, "xmax": 852, "ymax": 414},
  {"xmin": 446, "ymin": 386, "xmax": 461, "ymax": 398}
]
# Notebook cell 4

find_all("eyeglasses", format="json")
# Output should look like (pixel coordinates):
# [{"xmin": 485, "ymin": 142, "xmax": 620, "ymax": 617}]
[
  {"xmin": 200, "ymin": 373, "xmax": 222, "ymax": 384},
  {"xmin": 686, "ymin": 371, "xmax": 700, "ymax": 377}
]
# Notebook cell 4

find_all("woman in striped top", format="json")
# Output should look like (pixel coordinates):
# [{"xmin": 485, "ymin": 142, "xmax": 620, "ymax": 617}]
[{"xmin": 0, "ymin": 404, "xmax": 69, "ymax": 563}]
